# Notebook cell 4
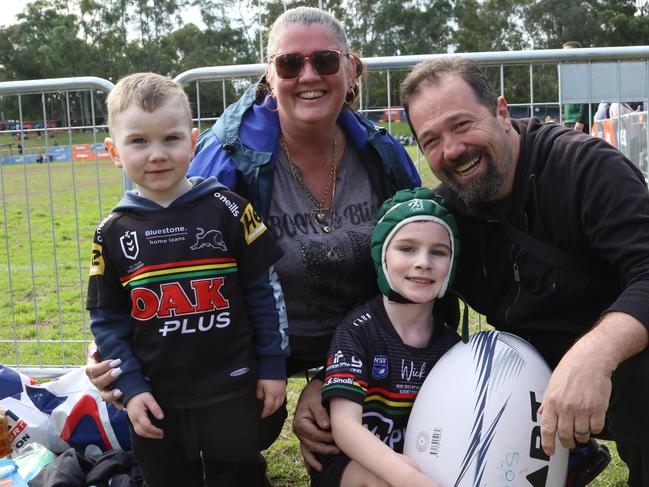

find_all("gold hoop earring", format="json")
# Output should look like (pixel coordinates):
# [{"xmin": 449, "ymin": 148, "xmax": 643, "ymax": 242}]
[
  {"xmin": 345, "ymin": 86, "xmax": 358, "ymax": 106},
  {"xmin": 265, "ymin": 93, "xmax": 279, "ymax": 113}
]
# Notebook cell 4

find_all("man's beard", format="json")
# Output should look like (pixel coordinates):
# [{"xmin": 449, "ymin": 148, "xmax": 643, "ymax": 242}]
[{"xmin": 444, "ymin": 156, "xmax": 505, "ymax": 204}]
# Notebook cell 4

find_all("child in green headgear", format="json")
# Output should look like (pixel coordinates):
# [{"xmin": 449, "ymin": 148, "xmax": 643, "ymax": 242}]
[{"xmin": 314, "ymin": 187, "xmax": 462, "ymax": 487}]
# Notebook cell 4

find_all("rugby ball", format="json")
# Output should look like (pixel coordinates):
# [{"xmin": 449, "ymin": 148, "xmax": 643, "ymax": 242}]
[{"xmin": 404, "ymin": 330, "xmax": 568, "ymax": 486}]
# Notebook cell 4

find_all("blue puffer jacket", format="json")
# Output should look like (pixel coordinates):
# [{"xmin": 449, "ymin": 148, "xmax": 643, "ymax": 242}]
[{"xmin": 188, "ymin": 82, "xmax": 421, "ymax": 219}]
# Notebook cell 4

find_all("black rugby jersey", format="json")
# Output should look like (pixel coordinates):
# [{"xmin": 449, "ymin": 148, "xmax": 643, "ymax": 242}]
[
  {"xmin": 322, "ymin": 295, "xmax": 459, "ymax": 452},
  {"xmin": 88, "ymin": 178, "xmax": 287, "ymax": 408}
]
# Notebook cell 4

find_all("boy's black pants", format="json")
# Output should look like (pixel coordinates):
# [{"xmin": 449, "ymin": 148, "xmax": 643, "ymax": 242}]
[{"xmin": 129, "ymin": 392, "xmax": 267, "ymax": 487}]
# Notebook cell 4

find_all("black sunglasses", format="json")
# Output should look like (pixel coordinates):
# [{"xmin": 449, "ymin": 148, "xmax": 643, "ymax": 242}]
[{"xmin": 270, "ymin": 49, "xmax": 347, "ymax": 79}]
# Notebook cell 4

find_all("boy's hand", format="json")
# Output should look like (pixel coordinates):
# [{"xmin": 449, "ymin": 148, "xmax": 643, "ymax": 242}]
[
  {"xmin": 256, "ymin": 379, "xmax": 286, "ymax": 419},
  {"xmin": 126, "ymin": 392, "xmax": 164, "ymax": 439}
]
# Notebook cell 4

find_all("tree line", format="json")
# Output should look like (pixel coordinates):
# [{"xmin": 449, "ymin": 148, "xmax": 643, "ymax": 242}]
[{"xmin": 1, "ymin": 0, "xmax": 648, "ymax": 122}]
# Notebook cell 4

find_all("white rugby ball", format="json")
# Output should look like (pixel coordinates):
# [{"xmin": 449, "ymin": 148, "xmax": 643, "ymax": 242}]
[{"xmin": 404, "ymin": 330, "xmax": 568, "ymax": 487}]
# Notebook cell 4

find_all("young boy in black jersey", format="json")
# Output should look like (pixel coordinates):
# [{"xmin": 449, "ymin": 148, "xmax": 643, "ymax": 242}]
[
  {"xmin": 86, "ymin": 73, "xmax": 289, "ymax": 487},
  {"xmin": 315, "ymin": 188, "xmax": 461, "ymax": 487}
]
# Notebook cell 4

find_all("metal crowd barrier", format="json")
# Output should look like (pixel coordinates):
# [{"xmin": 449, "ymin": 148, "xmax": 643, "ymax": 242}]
[
  {"xmin": 0, "ymin": 46, "xmax": 647, "ymax": 377},
  {"xmin": 593, "ymin": 111, "xmax": 648, "ymax": 176}
]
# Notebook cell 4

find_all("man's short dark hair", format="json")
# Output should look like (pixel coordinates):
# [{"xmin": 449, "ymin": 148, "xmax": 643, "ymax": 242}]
[{"xmin": 400, "ymin": 58, "xmax": 498, "ymax": 138}]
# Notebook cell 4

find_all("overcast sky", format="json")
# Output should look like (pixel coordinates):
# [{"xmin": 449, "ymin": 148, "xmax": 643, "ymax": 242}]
[{"xmin": 0, "ymin": 2, "xmax": 32, "ymax": 27}]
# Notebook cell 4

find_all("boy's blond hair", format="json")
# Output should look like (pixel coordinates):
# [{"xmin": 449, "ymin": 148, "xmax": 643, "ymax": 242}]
[{"xmin": 106, "ymin": 72, "xmax": 192, "ymax": 133}]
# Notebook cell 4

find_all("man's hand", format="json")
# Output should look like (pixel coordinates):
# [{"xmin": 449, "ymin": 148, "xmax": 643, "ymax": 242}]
[
  {"xmin": 538, "ymin": 344, "xmax": 611, "ymax": 453},
  {"xmin": 85, "ymin": 342, "xmax": 124, "ymax": 407},
  {"xmin": 292, "ymin": 378, "xmax": 340, "ymax": 471},
  {"xmin": 126, "ymin": 392, "xmax": 164, "ymax": 439},
  {"xmin": 539, "ymin": 312, "xmax": 648, "ymax": 455},
  {"xmin": 257, "ymin": 379, "xmax": 286, "ymax": 419}
]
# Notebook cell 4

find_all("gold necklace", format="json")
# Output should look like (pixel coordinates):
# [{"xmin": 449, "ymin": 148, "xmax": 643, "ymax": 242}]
[{"xmin": 279, "ymin": 129, "xmax": 338, "ymax": 233}]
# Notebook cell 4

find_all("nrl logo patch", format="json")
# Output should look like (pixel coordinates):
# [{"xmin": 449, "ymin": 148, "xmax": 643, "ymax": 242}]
[
  {"xmin": 120, "ymin": 231, "xmax": 139, "ymax": 260},
  {"xmin": 372, "ymin": 355, "xmax": 388, "ymax": 380}
]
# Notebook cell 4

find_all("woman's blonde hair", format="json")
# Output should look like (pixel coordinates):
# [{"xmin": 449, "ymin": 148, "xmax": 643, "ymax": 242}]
[{"xmin": 259, "ymin": 7, "xmax": 364, "ymax": 106}]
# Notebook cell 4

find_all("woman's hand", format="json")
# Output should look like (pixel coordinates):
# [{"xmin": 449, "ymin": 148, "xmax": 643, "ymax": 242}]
[
  {"xmin": 85, "ymin": 342, "xmax": 124, "ymax": 408},
  {"xmin": 292, "ymin": 378, "xmax": 340, "ymax": 471}
]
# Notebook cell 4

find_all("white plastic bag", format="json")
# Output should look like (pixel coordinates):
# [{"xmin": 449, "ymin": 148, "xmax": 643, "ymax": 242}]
[{"xmin": 0, "ymin": 366, "xmax": 130, "ymax": 458}]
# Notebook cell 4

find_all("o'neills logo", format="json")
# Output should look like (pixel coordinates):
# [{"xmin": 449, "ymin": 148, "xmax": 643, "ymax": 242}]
[{"xmin": 130, "ymin": 278, "xmax": 229, "ymax": 320}]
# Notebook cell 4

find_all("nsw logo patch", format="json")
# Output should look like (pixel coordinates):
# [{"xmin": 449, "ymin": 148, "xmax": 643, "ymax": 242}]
[{"xmin": 372, "ymin": 355, "xmax": 388, "ymax": 380}]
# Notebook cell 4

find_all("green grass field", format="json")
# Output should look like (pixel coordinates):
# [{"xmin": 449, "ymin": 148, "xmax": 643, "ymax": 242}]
[
  {"xmin": 0, "ymin": 140, "xmax": 629, "ymax": 485},
  {"xmin": 0, "ymin": 159, "xmax": 123, "ymax": 367}
]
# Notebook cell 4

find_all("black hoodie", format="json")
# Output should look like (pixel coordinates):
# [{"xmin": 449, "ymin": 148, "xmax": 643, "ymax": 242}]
[
  {"xmin": 439, "ymin": 119, "xmax": 649, "ymax": 367},
  {"xmin": 87, "ymin": 177, "xmax": 289, "ymax": 408}
]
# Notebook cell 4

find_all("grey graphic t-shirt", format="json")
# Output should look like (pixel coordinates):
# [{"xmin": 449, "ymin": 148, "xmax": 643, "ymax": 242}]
[{"xmin": 268, "ymin": 142, "xmax": 379, "ymax": 339}]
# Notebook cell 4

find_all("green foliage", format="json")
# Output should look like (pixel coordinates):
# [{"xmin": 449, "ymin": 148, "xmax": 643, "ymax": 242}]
[
  {"xmin": 1, "ymin": 0, "xmax": 648, "ymax": 77},
  {"xmin": 523, "ymin": 0, "xmax": 649, "ymax": 49},
  {"xmin": 1, "ymin": 0, "xmax": 649, "ymax": 122},
  {"xmin": 454, "ymin": 0, "xmax": 528, "ymax": 53},
  {"xmin": 342, "ymin": 0, "xmax": 452, "ymax": 57},
  {"xmin": 598, "ymin": 0, "xmax": 649, "ymax": 45},
  {"xmin": 0, "ymin": 2, "xmax": 94, "ymax": 80}
]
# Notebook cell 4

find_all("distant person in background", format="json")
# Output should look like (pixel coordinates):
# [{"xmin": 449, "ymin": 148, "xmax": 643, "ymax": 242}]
[
  {"xmin": 594, "ymin": 102, "xmax": 609, "ymax": 121},
  {"xmin": 610, "ymin": 102, "xmax": 635, "ymax": 118},
  {"xmin": 562, "ymin": 41, "xmax": 594, "ymax": 134}
]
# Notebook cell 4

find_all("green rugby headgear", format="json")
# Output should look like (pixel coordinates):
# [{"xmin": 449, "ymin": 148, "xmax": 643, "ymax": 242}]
[{"xmin": 371, "ymin": 187, "xmax": 460, "ymax": 303}]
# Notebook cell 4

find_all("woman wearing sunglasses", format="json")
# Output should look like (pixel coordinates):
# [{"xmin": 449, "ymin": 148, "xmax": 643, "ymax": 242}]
[{"xmin": 86, "ymin": 6, "xmax": 420, "ymax": 484}]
